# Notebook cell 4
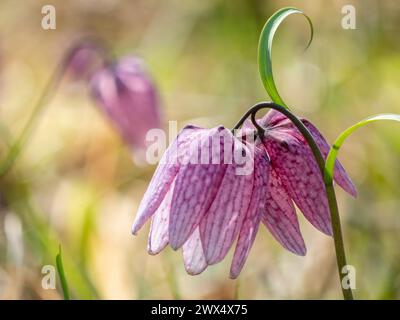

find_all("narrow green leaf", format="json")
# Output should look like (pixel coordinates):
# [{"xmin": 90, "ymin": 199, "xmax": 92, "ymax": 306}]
[
  {"xmin": 56, "ymin": 245, "xmax": 71, "ymax": 300},
  {"xmin": 325, "ymin": 114, "xmax": 400, "ymax": 184},
  {"xmin": 258, "ymin": 7, "xmax": 313, "ymax": 109}
]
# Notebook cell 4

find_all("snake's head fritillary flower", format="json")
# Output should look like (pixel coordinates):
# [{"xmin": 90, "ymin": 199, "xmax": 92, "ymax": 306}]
[
  {"xmin": 132, "ymin": 125, "xmax": 272, "ymax": 278},
  {"xmin": 132, "ymin": 112, "xmax": 357, "ymax": 278},
  {"xmin": 238, "ymin": 110, "xmax": 357, "ymax": 255},
  {"xmin": 90, "ymin": 56, "xmax": 161, "ymax": 163}
]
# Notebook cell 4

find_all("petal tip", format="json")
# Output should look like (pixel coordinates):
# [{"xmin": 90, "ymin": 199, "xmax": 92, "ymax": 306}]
[
  {"xmin": 323, "ymin": 226, "xmax": 333, "ymax": 237},
  {"xmin": 277, "ymin": 237, "xmax": 307, "ymax": 256},
  {"xmin": 350, "ymin": 187, "xmax": 358, "ymax": 198},
  {"xmin": 204, "ymin": 252, "xmax": 224, "ymax": 266},
  {"xmin": 131, "ymin": 224, "xmax": 139, "ymax": 235},
  {"xmin": 185, "ymin": 266, "xmax": 207, "ymax": 276},
  {"xmin": 276, "ymin": 239, "xmax": 307, "ymax": 256},
  {"xmin": 341, "ymin": 179, "xmax": 358, "ymax": 198},
  {"xmin": 295, "ymin": 247, "xmax": 307, "ymax": 256},
  {"xmin": 170, "ymin": 242, "xmax": 180, "ymax": 251},
  {"xmin": 147, "ymin": 249, "xmax": 157, "ymax": 256},
  {"xmin": 312, "ymin": 221, "xmax": 333, "ymax": 237}
]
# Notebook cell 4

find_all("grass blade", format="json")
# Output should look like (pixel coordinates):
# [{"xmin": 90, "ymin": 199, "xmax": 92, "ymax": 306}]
[
  {"xmin": 56, "ymin": 245, "xmax": 71, "ymax": 300},
  {"xmin": 258, "ymin": 7, "xmax": 313, "ymax": 109}
]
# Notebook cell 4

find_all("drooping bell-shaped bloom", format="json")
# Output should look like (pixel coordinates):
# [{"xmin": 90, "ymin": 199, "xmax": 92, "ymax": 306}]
[
  {"xmin": 238, "ymin": 110, "xmax": 357, "ymax": 255},
  {"xmin": 132, "ymin": 113, "xmax": 356, "ymax": 278},
  {"xmin": 90, "ymin": 56, "xmax": 161, "ymax": 162},
  {"xmin": 132, "ymin": 125, "xmax": 271, "ymax": 278}
]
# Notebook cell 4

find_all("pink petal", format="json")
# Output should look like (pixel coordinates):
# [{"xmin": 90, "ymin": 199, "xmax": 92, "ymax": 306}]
[
  {"xmin": 262, "ymin": 168, "xmax": 306, "ymax": 255},
  {"xmin": 90, "ymin": 57, "xmax": 161, "ymax": 151},
  {"xmin": 259, "ymin": 109, "xmax": 287, "ymax": 128},
  {"xmin": 115, "ymin": 57, "xmax": 161, "ymax": 148},
  {"xmin": 200, "ymin": 139, "xmax": 254, "ymax": 265},
  {"xmin": 301, "ymin": 120, "xmax": 357, "ymax": 197},
  {"xmin": 182, "ymin": 228, "xmax": 208, "ymax": 275},
  {"xmin": 230, "ymin": 147, "xmax": 269, "ymax": 279},
  {"xmin": 169, "ymin": 127, "xmax": 231, "ymax": 249},
  {"xmin": 261, "ymin": 116, "xmax": 357, "ymax": 198},
  {"xmin": 132, "ymin": 126, "xmax": 202, "ymax": 234},
  {"xmin": 147, "ymin": 180, "xmax": 175, "ymax": 255},
  {"xmin": 238, "ymin": 110, "xmax": 285, "ymax": 137},
  {"xmin": 238, "ymin": 119, "xmax": 254, "ymax": 133},
  {"xmin": 263, "ymin": 130, "xmax": 333, "ymax": 236},
  {"xmin": 248, "ymin": 112, "xmax": 356, "ymax": 197}
]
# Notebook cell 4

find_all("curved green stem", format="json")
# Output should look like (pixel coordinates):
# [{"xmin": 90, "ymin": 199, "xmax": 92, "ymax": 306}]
[
  {"xmin": 325, "ymin": 114, "xmax": 400, "ymax": 184},
  {"xmin": 323, "ymin": 113, "xmax": 400, "ymax": 299},
  {"xmin": 0, "ymin": 37, "xmax": 110, "ymax": 177},
  {"xmin": 258, "ymin": 7, "xmax": 313, "ymax": 109},
  {"xmin": 233, "ymin": 101, "xmax": 353, "ymax": 300}
]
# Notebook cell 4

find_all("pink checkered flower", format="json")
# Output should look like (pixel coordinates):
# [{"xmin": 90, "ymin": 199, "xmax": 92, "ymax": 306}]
[
  {"xmin": 239, "ymin": 110, "xmax": 356, "ymax": 255},
  {"xmin": 132, "ymin": 111, "xmax": 356, "ymax": 278}
]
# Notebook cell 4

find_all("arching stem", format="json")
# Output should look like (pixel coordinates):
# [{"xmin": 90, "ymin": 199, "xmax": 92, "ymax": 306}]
[{"xmin": 233, "ymin": 101, "xmax": 354, "ymax": 300}]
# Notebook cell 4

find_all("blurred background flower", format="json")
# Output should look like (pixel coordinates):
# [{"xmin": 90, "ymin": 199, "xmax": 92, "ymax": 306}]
[
  {"xmin": 66, "ymin": 42, "xmax": 105, "ymax": 80},
  {"xmin": 90, "ymin": 56, "xmax": 161, "ymax": 165},
  {"xmin": 0, "ymin": 0, "xmax": 399, "ymax": 299}
]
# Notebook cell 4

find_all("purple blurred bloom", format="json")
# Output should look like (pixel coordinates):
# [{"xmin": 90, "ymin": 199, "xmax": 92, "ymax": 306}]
[
  {"xmin": 132, "ymin": 111, "xmax": 356, "ymax": 278},
  {"xmin": 90, "ymin": 56, "xmax": 161, "ymax": 160},
  {"xmin": 67, "ymin": 44, "xmax": 102, "ymax": 80}
]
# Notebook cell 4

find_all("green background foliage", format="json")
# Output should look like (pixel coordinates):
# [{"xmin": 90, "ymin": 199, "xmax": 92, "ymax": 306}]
[{"xmin": 0, "ymin": 0, "xmax": 399, "ymax": 299}]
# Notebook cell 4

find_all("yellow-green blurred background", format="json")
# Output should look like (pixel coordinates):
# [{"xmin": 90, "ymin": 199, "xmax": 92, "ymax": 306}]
[{"xmin": 0, "ymin": 0, "xmax": 400, "ymax": 299}]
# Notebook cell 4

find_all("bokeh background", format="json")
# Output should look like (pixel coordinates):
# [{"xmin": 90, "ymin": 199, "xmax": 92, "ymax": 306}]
[{"xmin": 0, "ymin": 0, "xmax": 400, "ymax": 299}]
